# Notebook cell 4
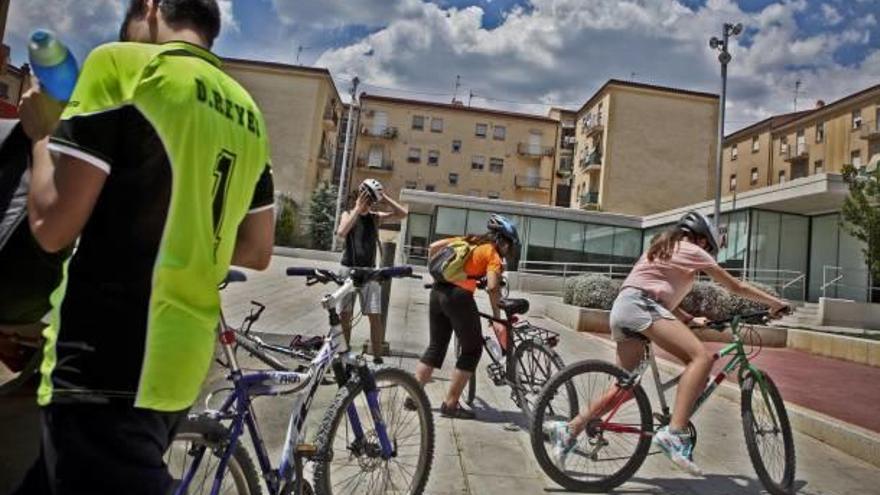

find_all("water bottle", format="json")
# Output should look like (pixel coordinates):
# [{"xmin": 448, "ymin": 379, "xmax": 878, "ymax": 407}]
[
  {"xmin": 485, "ymin": 337, "xmax": 502, "ymax": 361},
  {"xmin": 28, "ymin": 29, "xmax": 79, "ymax": 102}
]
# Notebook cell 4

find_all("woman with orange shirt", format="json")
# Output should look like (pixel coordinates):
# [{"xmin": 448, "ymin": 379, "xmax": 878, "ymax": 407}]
[{"xmin": 413, "ymin": 214, "xmax": 520, "ymax": 419}]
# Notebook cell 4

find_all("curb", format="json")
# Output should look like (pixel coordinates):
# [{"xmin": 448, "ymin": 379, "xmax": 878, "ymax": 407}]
[{"xmin": 581, "ymin": 329, "xmax": 880, "ymax": 469}]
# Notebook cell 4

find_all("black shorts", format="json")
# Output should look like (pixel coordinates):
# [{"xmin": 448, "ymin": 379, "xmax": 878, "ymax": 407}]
[{"xmin": 11, "ymin": 403, "xmax": 188, "ymax": 495}]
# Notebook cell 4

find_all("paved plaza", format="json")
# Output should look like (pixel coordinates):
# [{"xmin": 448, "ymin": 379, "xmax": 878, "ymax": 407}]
[{"xmin": 2, "ymin": 255, "xmax": 879, "ymax": 494}]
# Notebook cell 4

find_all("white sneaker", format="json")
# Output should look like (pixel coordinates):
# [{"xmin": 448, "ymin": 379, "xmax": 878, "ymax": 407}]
[
  {"xmin": 543, "ymin": 421, "xmax": 576, "ymax": 468},
  {"xmin": 653, "ymin": 426, "xmax": 703, "ymax": 476}
]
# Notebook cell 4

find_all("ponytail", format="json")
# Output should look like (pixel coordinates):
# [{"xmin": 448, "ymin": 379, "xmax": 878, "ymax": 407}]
[{"xmin": 646, "ymin": 227, "xmax": 688, "ymax": 262}]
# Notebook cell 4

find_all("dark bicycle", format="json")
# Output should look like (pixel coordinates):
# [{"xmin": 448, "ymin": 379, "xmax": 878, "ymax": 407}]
[
  {"xmin": 427, "ymin": 279, "xmax": 575, "ymax": 420},
  {"xmin": 166, "ymin": 267, "xmax": 435, "ymax": 495}
]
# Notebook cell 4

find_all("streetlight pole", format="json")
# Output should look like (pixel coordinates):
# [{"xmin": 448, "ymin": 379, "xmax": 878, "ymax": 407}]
[
  {"xmin": 709, "ymin": 22, "xmax": 742, "ymax": 227},
  {"xmin": 331, "ymin": 76, "xmax": 360, "ymax": 252}
]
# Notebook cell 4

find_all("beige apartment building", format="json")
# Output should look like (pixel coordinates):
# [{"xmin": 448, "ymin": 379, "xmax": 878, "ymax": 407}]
[
  {"xmin": 570, "ymin": 80, "xmax": 720, "ymax": 216},
  {"xmin": 223, "ymin": 59, "xmax": 342, "ymax": 231},
  {"xmin": 722, "ymin": 84, "xmax": 880, "ymax": 195},
  {"xmin": 548, "ymin": 107, "xmax": 577, "ymax": 207},
  {"xmin": 350, "ymin": 94, "xmax": 559, "ymax": 206}
]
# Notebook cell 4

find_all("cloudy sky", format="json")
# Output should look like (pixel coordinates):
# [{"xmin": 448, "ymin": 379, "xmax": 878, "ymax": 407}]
[{"xmin": 6, "ymin": 0, "xmax": 879, "ymax": 132}]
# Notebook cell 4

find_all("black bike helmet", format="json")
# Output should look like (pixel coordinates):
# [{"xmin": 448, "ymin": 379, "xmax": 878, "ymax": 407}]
[{"xmin": 677, "ymin": 211, "xmax": 723, "ymax": 256}]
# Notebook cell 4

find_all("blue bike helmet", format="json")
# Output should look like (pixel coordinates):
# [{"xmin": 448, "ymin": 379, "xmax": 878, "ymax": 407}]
[{"xmin": 487, "ymin": 214, "xmax": 520, "ymax": 249}]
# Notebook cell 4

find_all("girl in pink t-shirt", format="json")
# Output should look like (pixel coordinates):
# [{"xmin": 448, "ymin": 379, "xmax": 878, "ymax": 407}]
[{"xmin": 546, "ymin": 211, "xmax": 788, "ymax": 475}]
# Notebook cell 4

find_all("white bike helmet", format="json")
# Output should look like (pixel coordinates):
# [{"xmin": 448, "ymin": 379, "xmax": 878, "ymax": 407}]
[{"xmin": 359, "ymin": 179, "xmax": 384, "ymax": 202}]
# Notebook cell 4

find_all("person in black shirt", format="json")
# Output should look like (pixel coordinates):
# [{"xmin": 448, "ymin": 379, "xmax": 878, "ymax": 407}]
[{"xmin": 336, "ymin": 179, "xmax": 407, "ymax": 364}]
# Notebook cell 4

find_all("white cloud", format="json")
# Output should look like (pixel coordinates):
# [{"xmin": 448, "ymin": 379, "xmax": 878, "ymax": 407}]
[
  {"xmin": 309, "ymin": 0, "xmax": 880, "ymax": 132},
  {"xmin": 821, "ymin": 3, "xmax": 843, "ymax": 26},
  {"xmin": 219, "ymin": 0, "xmax": 239, "ymax": 33},
  {"xmin": 271, "ymin": 0, "xmax": 427, "ymax": 28}
]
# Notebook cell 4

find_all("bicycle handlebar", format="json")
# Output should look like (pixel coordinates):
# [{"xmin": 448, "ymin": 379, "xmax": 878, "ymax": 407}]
[
  {"xmin": 287, "ymin": 266, "xmax": 420, "ymax": 286},
  {"xmin": 706, "ymin": 306, "xmax": 792, "ymax": 330}
]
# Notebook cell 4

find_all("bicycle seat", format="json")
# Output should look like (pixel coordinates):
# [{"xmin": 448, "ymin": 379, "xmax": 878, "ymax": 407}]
[
  {"xmin": 499, "ymin": 298, "xmax": 529, "ymax": 316},
  {"xmin": 220, "ymin": 269, "xmax": 248, "ymax": 289}
]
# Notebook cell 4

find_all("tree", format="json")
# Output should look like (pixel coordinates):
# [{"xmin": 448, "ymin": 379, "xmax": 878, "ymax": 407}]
[
  {"xmin": 308, "ymin": 181, "xmax": 338, "ymax": 251},
  {"xmin": 840, "ymin": 164, "xmax": 880, "ymax": 301},
  {"xmin": 274, "ymin": 193, "xmax": 298, "ymax": 247}
]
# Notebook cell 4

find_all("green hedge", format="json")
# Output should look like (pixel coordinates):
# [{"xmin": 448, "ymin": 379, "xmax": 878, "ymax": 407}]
[{"xmin": 564, "ymin": 274, "xmax": 778, "ymax": 320}]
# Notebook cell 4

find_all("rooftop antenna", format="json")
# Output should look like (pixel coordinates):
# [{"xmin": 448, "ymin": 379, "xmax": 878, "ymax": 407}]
[
  {"xmin": 468, "ymin": 90, "xmax": 474, "ymax": 107},
  {"xmin": 453, "ymin": 75, "xmax": 461, "ymax": 103},
  {"xmin": 630, "ymin": 71, "xmax": 638, "ymax": 81},
  {"xmin": 296, "ymin": 45, "xmax": 313, "ymax": 65},
  {"xmin": 793, "ymin": 79, "xmax": 801, "ymax": 111}
]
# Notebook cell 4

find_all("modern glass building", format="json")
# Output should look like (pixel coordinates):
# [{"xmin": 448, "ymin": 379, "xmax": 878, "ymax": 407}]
[{"xmin": 398, "ymin": 173, "xmax": 869, "ymax": 302}]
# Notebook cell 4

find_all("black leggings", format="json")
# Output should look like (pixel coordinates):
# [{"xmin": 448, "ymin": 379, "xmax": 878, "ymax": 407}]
[{"xmin": 420, "ymin": 284, "xmax": 483, "ymax": 372}]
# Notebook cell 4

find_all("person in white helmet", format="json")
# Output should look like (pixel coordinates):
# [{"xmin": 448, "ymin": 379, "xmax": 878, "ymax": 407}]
[
  {"xmin": 335, "ymin": 179, "xmax": 407, "ymax": 363},
  {"xmin": 543, "ymin": 211, "xmax": 789, "ymax": 476}
]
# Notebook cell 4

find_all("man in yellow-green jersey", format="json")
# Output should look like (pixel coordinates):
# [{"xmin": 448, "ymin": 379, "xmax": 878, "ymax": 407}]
[{"xmin": 14, "ymin": 1, "xmax": 274, "ymax": 493}]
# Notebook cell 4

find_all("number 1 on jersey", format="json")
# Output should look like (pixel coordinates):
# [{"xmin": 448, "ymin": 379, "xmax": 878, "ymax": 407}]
[{"xmin": 212, "ymin": 150, "xmax": 237, "ymax": 259}]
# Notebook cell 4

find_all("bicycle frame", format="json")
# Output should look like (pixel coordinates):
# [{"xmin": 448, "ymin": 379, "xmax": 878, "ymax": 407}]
[
  {"xmin": 175, "ymin": 278, "xmax": 395, "ymax": 495},
  {"xmin": 597, "ymin": 315, "xmax": 781, "ymax": 437}
]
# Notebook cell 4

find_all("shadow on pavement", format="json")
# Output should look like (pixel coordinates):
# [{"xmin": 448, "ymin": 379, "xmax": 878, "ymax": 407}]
[{"xmin": 540, "ymin": 474, "xmax": 810, "ymax": 494}]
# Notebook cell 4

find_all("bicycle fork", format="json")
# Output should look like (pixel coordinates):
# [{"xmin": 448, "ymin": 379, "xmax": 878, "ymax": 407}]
[{"xmin": 344, "ymin": 364, "xmax": 395, "ymax": 459}]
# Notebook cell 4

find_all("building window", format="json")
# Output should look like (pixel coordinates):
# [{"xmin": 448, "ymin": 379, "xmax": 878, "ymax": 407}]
[
  {"xmin": 730, "ymin": 145, "xmax": 738, "ymax": 161},
  {"xmin": 729, "ymin": 174, "xmax": 737, "ymax": 192},
  {"xmin": 489, "ymin": 157, "xmax": 504, "ymax": 173},
  {"xmin": 475, "ymin": 123, "xmax": 487, "ymax": 138},
  {"xmin": 404, "ymin": 180, "xmax": 418, "ymax": 189},
  {"xmin": 431, "ymin": 117, "xmax": 444, "ymax": 133},
  {"xmin": 452, "ymin": 140, "xmax": 462, "ymax": 153},
  {"xmin": 852, "ymin": 150, "xmax": 862, "ymax": 169},
  {"xmin": 412, "ymin": 115, "xmax": 424, "ymax": 130},
  {"xmin": 448, "ymin": 173, "xmax": 459, "ymax": 186},
  {"xmin": 852, "ymin": 110, "xmax": 862, "ymax": 129},
  {"xmin": 751, "ymin": 136, "xmax": 759, "ymax": 153},
  {"xmin": 469, "ymin": 189, "xmax": 481, "ymax": 197},
  {"xmin": 493, "ymin": 125, "xmax": 506, "ymax": 140},
  {"xmin": 487, "ymin": 191, "xmax": 500, "ymax": 199},
  {"xmin": 750, "ymin": 167, "xmax": 759, "ymax": 185},
  {"xmin": 778, "ymin": 170, "xmax": 786, "ymax": 184},
  {"xmin": 428, "ymin": 150, "xmax": 440, "ymax": 166},
  {"xmin": 779, "ymin": 137, "xmax": 788, "ymax": 155},
  {"xmin": 814, "ymin": 159, "xmax": 824, "ymax": 174},
  {"xmin": 425, "ymin": 184, "xmax": 436, "ymax": 192},
  {"xmin": 816, "ymin": 121, "xmax": 824, "ymax": 143},
  {"xmin": 471, "ymin": 155, "xmax": 485, "ymax": 170},
  {"xmin": 407, "ymin": 147, "xmax": 421, "ymax": 163},
  {"xmin": 0, "ymin": 82, "xmax": 8, "ymax": 99}
]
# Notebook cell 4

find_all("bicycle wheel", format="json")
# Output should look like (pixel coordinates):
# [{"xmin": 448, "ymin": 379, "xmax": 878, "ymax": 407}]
[
  {"xmin": 741, "ymin": 373, "xmax": 796, "ymax": 495},
  {"xmin": 530, "ymin": 360, "xmax": 652, "ymax": 493},
  {"xmin": 313, "ymin": 367, "xmax": 435, "ymax": 495},
  {"xmin": 165, "ymin": 416, "xmax": 262, "ymax": 495},
  {"xmin": 509, "ymin": 340, "xmax": 572, "ymax": 420},
  {"xmin": 454, "ymin": 334, "xmax": 477, "ymax": 406}
]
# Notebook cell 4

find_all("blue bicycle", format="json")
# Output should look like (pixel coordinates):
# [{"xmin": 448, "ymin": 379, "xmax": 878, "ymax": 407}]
[{"xmin": 165, "ymin": 266, "xmax": 434, "ymax": 495}]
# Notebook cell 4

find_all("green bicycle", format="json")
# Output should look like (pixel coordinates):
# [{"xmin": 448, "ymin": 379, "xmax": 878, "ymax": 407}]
[{"xmin": 530, "ymin": 310, "xmax": 796, "ymax": 494}]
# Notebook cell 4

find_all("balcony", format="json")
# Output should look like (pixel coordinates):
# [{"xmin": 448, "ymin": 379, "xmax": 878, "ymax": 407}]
[
  {"xmin": 557, "ymin": 158, "xmax": 573, "ymax": 178},
  {"xmin": 361, "ymin": 125, "xmax": 399, "ymax": 139},
  {"xmin": 356, "ymin": 156, "xmax": 394, "ymax": 172},
  {"xmin": 514, "ymin": 175, "xmax": 551, "ymax": 191},
  {"xmin": 782, "ymin": 142, "xmax": 809, "ymax": 162},
  {"xmin": 583, "ymin": 116, "xmax": 604, "ymax": 138},
  {"xmin": 322, "ymin": 105, "xmax": 338, "ymax": 131},
  {"xmin": 579, "ymin": 148, "xmax": 602, "ymax": 171},
  {"xmin": 517, "ymin": 142, "xmax": 555, "ymax": 158},
  {"xmin": 859, "ymin": 121, "xmax": 880, "ymax": 141},
  {"xmin": 580, "ymin": 191, "xmax": 599, "ymax": 209},
  {"xmin": 560, "ymin": 135, "xmax": 576, "ymax": 152}
]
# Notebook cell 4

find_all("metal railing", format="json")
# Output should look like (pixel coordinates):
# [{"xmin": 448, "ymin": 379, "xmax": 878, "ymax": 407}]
[
  {"xmin": 361, "ymin": 126, "xmax": 398, "ymax": 139},
  {"xmin": 517, "ymin": 143, "xmax": 555, "ymax": 157},
  {"xmin": 356, "ymin": 156, "xmax": 394, "ymax": 171},
  {"xmin": 514, "ymin": 176, "xmax": 551, "ymax": 190},
  {"xmin": 580, "ymin": 191, "xmax": 599, "ymax": 205},
  {"xmin": 821, "ymin": 265, "xmax": 844, "ymax": 298},
  {"xmin": 859, "ymin": 120, "xmax": 880, "ymax": 140}
]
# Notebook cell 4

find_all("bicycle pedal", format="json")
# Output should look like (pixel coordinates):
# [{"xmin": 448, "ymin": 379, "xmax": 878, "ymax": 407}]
[{"xmin": 296, "ymin": 443, "xmax": 318, "ymax": 458}]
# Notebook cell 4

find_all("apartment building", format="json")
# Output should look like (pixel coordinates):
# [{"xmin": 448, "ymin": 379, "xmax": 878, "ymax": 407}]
[
  {"xmin": 570, "ymin": 80, "xmax": 719, "ymax": 216},
  {"xmin": 223, "ymin": 59, "xmax": 342, "ymax": 232},
  {"xmin": 721, "ymin": 84, "xmax": 880, "ymax": 195},
  {"xmin": 548, "ymin": 107, "xmax": 577, "ymax": 207},
  {"xmin": 350, "ymin": 94, "xmax": 559, "ymax": 206}
]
